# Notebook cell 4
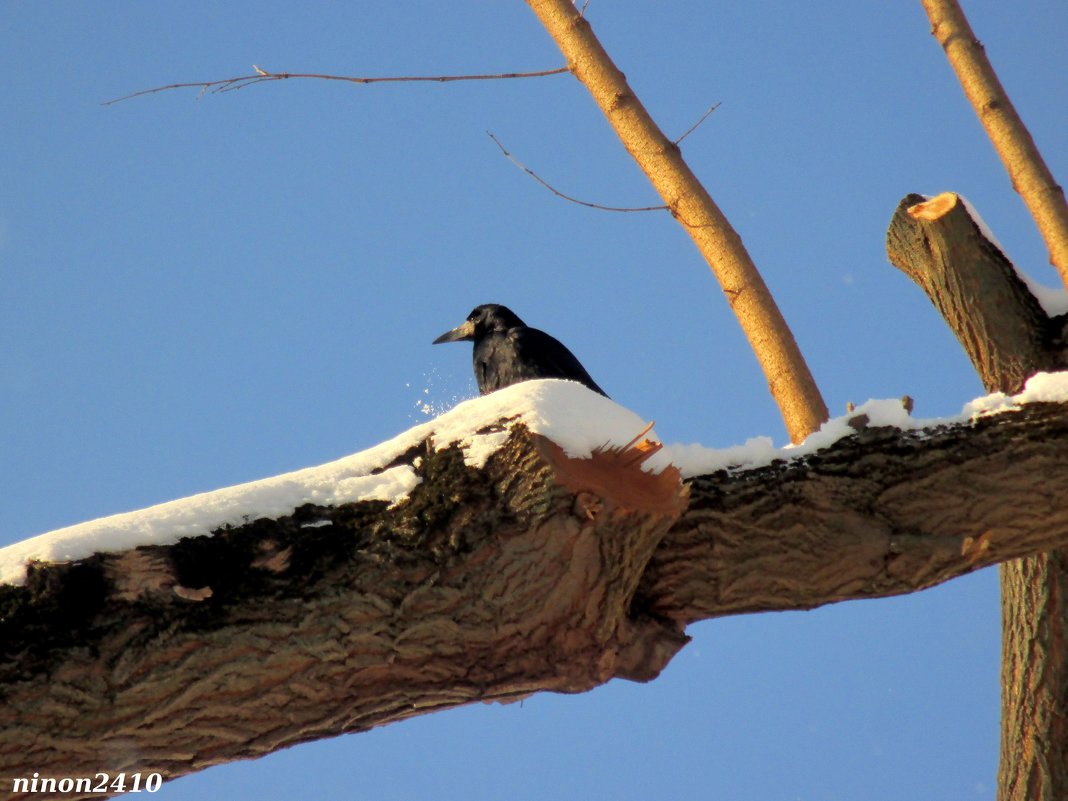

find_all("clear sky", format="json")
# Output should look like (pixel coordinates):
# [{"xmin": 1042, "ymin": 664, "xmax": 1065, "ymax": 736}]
[{"xmin": 2, "ymin": 2, "xmax": 1066, "ymax": 799}]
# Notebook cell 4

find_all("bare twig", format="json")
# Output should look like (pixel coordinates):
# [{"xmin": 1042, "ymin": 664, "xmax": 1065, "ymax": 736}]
[
  {"xmin": 104, "ymin": 65, "xmax": 570, "ymax": 106},
  {"xmin": 920, "ymin": 0, "xmax": 1068, "ymax": 288},
  {"xmin": 487, "ymin": 132, "xmax": 668, "ymax": 213},
  {"xmin": 674, "ymin": 102, "xmax": 721, "ymax": 146}
]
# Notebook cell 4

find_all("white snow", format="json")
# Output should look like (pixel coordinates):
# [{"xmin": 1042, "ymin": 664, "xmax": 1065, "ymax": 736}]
[
  {"xmin": 957, "ymin": 195, "xmax": 1007, "ymax": 257},
  {"xmin": 0, "ymin": 380, "xmax": 667, "ymax": 586},
  {"xmin": 961, "ymin": 370, "xmax": 1068, "ymax": 415},
  {"xmin": 957, "ymin": 194, "xmax": 1068, "ymax": 317},
  {"xmin": 3, "ymin": 373, "xmax": 1068, "ymax": 586},
  {"xmin": 664, "ymin": 371, "xmax": 1068, "ymax": 477},
  {"xmin": 1017, "ymin": 274, "xmax": 1068, "ymax": 317}
]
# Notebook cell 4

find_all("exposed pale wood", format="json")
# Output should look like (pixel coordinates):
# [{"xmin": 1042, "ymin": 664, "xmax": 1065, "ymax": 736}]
[
  {"xmin": 908, "ymin": 191, "xmax": 960, "ymax": 221},
  {"xmin": 0, "ymin": 430, "xmax": 689, "ymax": 800},
  {"xmin": 887, "ymin": 192, "xmax": 1061, "ymax": 394}
]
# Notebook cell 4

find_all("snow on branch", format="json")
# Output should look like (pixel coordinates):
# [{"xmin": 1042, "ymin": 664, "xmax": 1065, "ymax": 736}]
[
  {"xmin": 5, "ymin": 375, "xmax": 1068, "ymax": 587},
  {"xmin": 2, "ymin": 377, "xmax": 1068, "ymax": 793}
]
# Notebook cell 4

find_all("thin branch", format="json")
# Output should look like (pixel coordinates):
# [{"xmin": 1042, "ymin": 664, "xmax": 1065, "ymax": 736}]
[
  {"xmin": 673, "ymin": 102, "xmax": 721, "ymax": 146},
  {"xmin": 487, "ymin": 132, "xmax": 668, "ymax": 213},
  {"xmin": 920, "ymin": 0, "xmax": 1068, "ymax": 288},
  {"xmin": 525, "ymin": 0, "xmax": 829, "ymax": 443},
  {"xmin": 104, "ymin": 65, "xmax": 570, "ymax": 106}
]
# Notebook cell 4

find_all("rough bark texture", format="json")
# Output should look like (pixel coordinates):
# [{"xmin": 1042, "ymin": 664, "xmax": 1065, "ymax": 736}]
[
  {"xmin": 886, "ymin": 192, "xmax": 1065, "ymax": 392},
  {"xmin": 1000, "ymin": 551, "xmax": 1068, "ymax": 801},
  {"xmin": 4, "ymin": 401, "xmax": 1068, "ymax": 799},
  {"xmin": 639, "ymin": 403, "xmax": 1068, "ymax": 623},
  {"xmin": 0, "ymin": 430, "xmax": 688, "ymax": 800},
  {"xmin": 524, "ymin": 0, "xmax": 828, "ymax": 442},
  {"xmin": 887, "ymin": 192, "xmax": 1068, "ymax": 801}
]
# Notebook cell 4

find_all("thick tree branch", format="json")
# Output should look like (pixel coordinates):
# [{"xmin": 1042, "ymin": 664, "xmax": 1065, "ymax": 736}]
[
  {"xmin": 887, "ymin": 191, "xmax": 1068, "ymax": 801},
  {"xmin": 640, "ymin": 401, "xmax": 1068, "ymax": 623},
  {"xmin": 887, "ymin": 192, "xmax": 1065, "ymax": 393},
  {"xmin": 524, "ymin": 0, "xmax": 828, "ymax": 443},
  {"xmin": 1, "ymin": 431, "xmax": 689, "ymax": 799},
  {"xmin": 2, "ymin": 401, "xmax": 1067, "ymax": 797},
  {"xmin": 919, "ymin": 0, "xmax": 1068, "ymax": 285}
]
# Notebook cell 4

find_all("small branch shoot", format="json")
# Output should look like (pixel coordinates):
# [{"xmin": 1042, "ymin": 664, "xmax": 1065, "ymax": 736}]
[
  {"xmin": 104, "ymin": 65, "xmax": 570, "ymax": 106},
  {"xmin": 673, "ymin": 102, "xmax": 721, "ymax": 146},
  {"xmin": 487, "ymin": 133, "xmax": 668, "ymax": 213}
]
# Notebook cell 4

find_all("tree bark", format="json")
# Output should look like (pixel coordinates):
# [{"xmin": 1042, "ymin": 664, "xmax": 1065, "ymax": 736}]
[
  {"xmin": 888, "ymin": 191, "xmax": 1068, "ymax": 801},
  {"xmin": 640, "ymin": 403, "xmax": 1068, "ymax": 624},
  {"xmin": 999, "ymin": 551, "xmax": 1068, "ymax": 801},
  {"xmin": 887, "ymin": 192, "xmax": 1060, "ymax": 393},
  {"xmin": 524, "ymin": 0, "xmax": 828, "ymax": 443},
  {"xmin": 1, "ymin": 431, "xmax": 689, "ymax": 799},
  {"xmin": 3, "ymin": 401, "xmax": 1068, "ymax": 799}
]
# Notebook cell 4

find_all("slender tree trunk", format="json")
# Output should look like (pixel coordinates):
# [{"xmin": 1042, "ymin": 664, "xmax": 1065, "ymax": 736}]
[
  {"xmin": 919, "ymin": 0, "xmax": 1068, "ymax": 286},
  {"xmin": 999, "ymin": 553, "xmax": 1068, "ymax": 801},
  {"xmin": 524, "ymin": 0, "xmax": 828, "ymax": 443}
]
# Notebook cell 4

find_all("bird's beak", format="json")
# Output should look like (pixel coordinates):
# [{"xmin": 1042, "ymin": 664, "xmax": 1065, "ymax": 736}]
[{"xmin": 432, "ymin": 319, "xmax": 476, "ymax": 344}]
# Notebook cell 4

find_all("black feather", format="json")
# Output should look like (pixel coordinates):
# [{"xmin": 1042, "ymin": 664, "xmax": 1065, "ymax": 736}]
[{"xmin": 433, "ymin": 304, "xmax": 608, "ymax": 397}]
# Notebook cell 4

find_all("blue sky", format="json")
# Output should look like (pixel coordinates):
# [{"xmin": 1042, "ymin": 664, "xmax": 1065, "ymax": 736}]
[{"xmin": 2, "ymin": 1, "xmax": 1066, "ymax": 798}]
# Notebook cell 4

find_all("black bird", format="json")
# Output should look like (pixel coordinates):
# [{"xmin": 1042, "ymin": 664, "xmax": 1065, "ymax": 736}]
[{"xmin": 433, "ymin": 304, "xmax": 608, "ymax": 397}]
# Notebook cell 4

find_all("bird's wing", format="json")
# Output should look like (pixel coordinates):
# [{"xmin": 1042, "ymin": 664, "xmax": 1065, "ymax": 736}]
[{"xmin": 509, "ymin": 327, "xmax": 608, "ymax": 397}]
